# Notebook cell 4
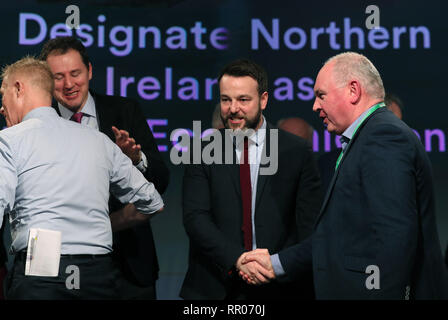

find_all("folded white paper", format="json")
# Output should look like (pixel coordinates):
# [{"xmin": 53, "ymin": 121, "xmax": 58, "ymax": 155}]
[{"xmin": 25, "ymin": 228, "xmax": 61, "ymax": 277}]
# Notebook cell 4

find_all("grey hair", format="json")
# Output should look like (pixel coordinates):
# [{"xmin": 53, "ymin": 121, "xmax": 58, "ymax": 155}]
[{"xmin": 326, "ymin": 52, "xmax": 385, "ymax": 100}]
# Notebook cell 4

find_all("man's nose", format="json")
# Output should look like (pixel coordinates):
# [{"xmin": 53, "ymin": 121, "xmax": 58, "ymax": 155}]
[
  {"xmin": 64, "ymin": 76, "xmax": 74, "ymax": 89},
  {"xmin": 229, "ymin": 101, "xmax": 239, "ymax": 114},
  {"xmin": 312, "ymin": 99, "xmax": 320, "ymax": 113}
]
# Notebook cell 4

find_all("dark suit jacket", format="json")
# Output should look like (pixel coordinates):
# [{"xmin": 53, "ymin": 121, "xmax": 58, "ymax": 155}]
[
  {"xmin": 180, "ymin": 123, "xmax": 322, "ymax": 299},
  {"xmin": 280, "ymin": 108, "xmax": 448, "ymax": 299},
  {"xmin": 317, "ymin": 148, "xmax": 340, "ymax": 194},
  {"xmin": 53, "ymin": 91, "xmax": 170, "ymax": 286}
]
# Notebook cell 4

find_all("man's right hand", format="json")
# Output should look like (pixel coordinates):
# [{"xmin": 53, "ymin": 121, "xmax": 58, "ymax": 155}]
[
  {"xmin": 111, "ymin": 126, "xmax": 142, "ymax": 165},
  {"xmin": 236, "ymin": 249, "xmax": 276, "ymax": 285}
]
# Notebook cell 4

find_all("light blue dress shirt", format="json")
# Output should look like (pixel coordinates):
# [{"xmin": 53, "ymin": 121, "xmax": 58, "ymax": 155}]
[
  {"xmin": 57, "ymin": 92, "xmax": 149, "ymax": 172},
  {"xmin": 339, "ymin": 104, "xmax": 380, "ymax": 150},
  {"xmin": 0, "ymin": 107, "xmax": 163, "ymax": 255}
]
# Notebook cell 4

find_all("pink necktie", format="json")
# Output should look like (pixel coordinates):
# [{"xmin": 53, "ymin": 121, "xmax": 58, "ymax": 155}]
[{"xmin": 70, "ymin": 112, "xmax": 83, "ymax": 123}]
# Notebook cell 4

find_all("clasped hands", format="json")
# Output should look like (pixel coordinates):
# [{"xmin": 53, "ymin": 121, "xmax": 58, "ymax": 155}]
[{"xmin": 235, "ymin": 249, "xmax": 276, "ymax": 285}]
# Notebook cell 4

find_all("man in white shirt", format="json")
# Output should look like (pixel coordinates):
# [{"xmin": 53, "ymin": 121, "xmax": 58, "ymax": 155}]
[
  {"xmin": 40, "ymin": 36, "xmax": 170, "ymax": 299},
  {"xmin": 0, "ymin": 57, "xmax": 163, "ymax": 299}
]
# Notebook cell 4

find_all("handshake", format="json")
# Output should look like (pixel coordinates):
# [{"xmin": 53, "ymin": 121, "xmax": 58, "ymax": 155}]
[{"xmin": 235, "ymin": 249, "xmax": 276, "ymax": 285}]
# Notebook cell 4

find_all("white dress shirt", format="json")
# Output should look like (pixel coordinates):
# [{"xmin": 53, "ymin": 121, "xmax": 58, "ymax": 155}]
[{"xmin": 234, "ymin": 117, "xmax": 267, "ymax": 250}]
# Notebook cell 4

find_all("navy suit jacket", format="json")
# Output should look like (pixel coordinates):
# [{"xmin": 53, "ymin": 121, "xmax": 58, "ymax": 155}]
[
  {"xmin": 53, "ymin": 91, "xmax": 170, "ymax": 286},
  {"xmin": 317, "ymin": 148, "xmax": 340, "ymax": 194},
  {"xmin": 181, "ymin": 124, "xmax": 322, "ymax": 299},
  {"xmin": 279, "ymin": 108, "xmax": 448, "ymax": 299}
]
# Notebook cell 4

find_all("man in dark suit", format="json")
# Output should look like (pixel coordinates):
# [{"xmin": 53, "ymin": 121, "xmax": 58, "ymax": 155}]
[
  {"xmin": 318, "ymin": 92, "xmax": 404, "ymax": 194},
  {"xmin": 240, "ymin": 52, "xmax": 448, "ymax": 299},
  {"xmin": 180, "ymin": 59, "xmax": 322, "ymax": 299},
  {"xmin": 39, "ymin": 37, "xmax": 170, "ymax": 299}
]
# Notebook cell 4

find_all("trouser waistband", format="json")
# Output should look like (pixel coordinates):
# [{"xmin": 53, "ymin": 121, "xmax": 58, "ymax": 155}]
[{"xmin": 15, "ymin": 250, "xmax": 112, "ymax": 261}]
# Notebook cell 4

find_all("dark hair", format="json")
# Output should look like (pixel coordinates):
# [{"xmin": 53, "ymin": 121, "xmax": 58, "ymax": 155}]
[
  {"xmin": 217, "ymin": 59, "xmax": 268, "ymax": 95},
  {"xmin": 39, "ymin": 36, "xmax": 90, "ymax": 69},
  {"xmin": 385, "ymin": 93, "xmax": 404, "ymax": 111}
]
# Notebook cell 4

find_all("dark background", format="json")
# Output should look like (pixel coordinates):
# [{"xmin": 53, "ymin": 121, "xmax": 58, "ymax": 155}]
[{"xmin": 1, "ymin": 0, "xmax": 446, "ymax": 299}]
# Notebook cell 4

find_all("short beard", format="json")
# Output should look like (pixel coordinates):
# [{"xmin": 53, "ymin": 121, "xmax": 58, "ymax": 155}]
[{"xmin": 221, "ymin": 103, "xmax": 262, "ymax": 131}]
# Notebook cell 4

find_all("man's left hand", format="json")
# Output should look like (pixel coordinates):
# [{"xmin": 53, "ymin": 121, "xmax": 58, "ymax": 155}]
[{"xmin": 112, "ymin": 126, "xmax": 142, "ymax": 165}]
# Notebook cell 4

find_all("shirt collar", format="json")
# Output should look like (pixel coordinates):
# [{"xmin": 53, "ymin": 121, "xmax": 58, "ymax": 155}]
[
  {"xmin": 22, "ymin": 107, "xmax": 58, "ymax": 122},
  {"xmin": 58, "ymin": 92, "xmax": 96, "ymax": 120},
  {"xmin": 341, "ymin": 104, "xmax": 379, "ymax": 142},
  {"xmin": 234, "ymin": 115, "xmax": 267, "ymax": 148}
]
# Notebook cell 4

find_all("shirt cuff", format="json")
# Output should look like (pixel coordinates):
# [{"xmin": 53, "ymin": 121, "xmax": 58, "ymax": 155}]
[
  {"xmin": 271, "ymin": 253, "xmax": 286, "ymax": 277},
  {"xmin": 135, "ymin": 151, "xmax": 148, "ymax": 173},
  {"xmin": 133, "ymin": 183, "xmax": 164, "ymax": 215}
]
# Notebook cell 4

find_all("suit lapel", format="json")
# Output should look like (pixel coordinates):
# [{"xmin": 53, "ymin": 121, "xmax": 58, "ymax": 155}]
[
  {"xmin": 91, "ymin": 91, "xmax": 115, "ymax": 140},
  {"xmin": 315, "ymin": 149, "xmax": 344, "ymax": 224},
  {"xmin": 229, "ymin": 163, "xmax": 241, "ymax": 197},
  {"xmin": 220, "ymin": 129, "xmax": 241, "ymax": 196},
  {"xmin": 255, "ymin": 123, "xmax": 272, "ymax": 210},
  {"xmin": 51, "ymin": 98, "xmax": 62, "ymax": 116}
]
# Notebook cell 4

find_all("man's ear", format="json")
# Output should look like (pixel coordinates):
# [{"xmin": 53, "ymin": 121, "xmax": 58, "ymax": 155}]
[
  {"xmin": 260, "ymin": 91, "xmax": 268, "ymax": 111},
  {"xmin": 348, "ymin": 80, "xmax": 361, "ymax": 104},
  {"xmin": 14, "ymin": 80, "xmax": 22, "ymax": 98},
  {"xmin": 88, "ymin": 62, "xmax": 93, "ymax": 81}
]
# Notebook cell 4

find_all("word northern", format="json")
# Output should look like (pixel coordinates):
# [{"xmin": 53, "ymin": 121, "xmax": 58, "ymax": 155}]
[{"xmin": 252, "ymin": 17, "xmax": 431, "ymax": 50}]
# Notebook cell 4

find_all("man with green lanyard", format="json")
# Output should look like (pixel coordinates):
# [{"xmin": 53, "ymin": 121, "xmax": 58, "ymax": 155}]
[{"xmin": 238, "ymin": 52, "xmax": 448, "ymax": 299}]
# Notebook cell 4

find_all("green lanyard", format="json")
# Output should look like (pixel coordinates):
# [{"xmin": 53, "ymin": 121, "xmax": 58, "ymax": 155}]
[{"xmin": 335, "ymin": 102, "xmax": 385, "ymax": 171}]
